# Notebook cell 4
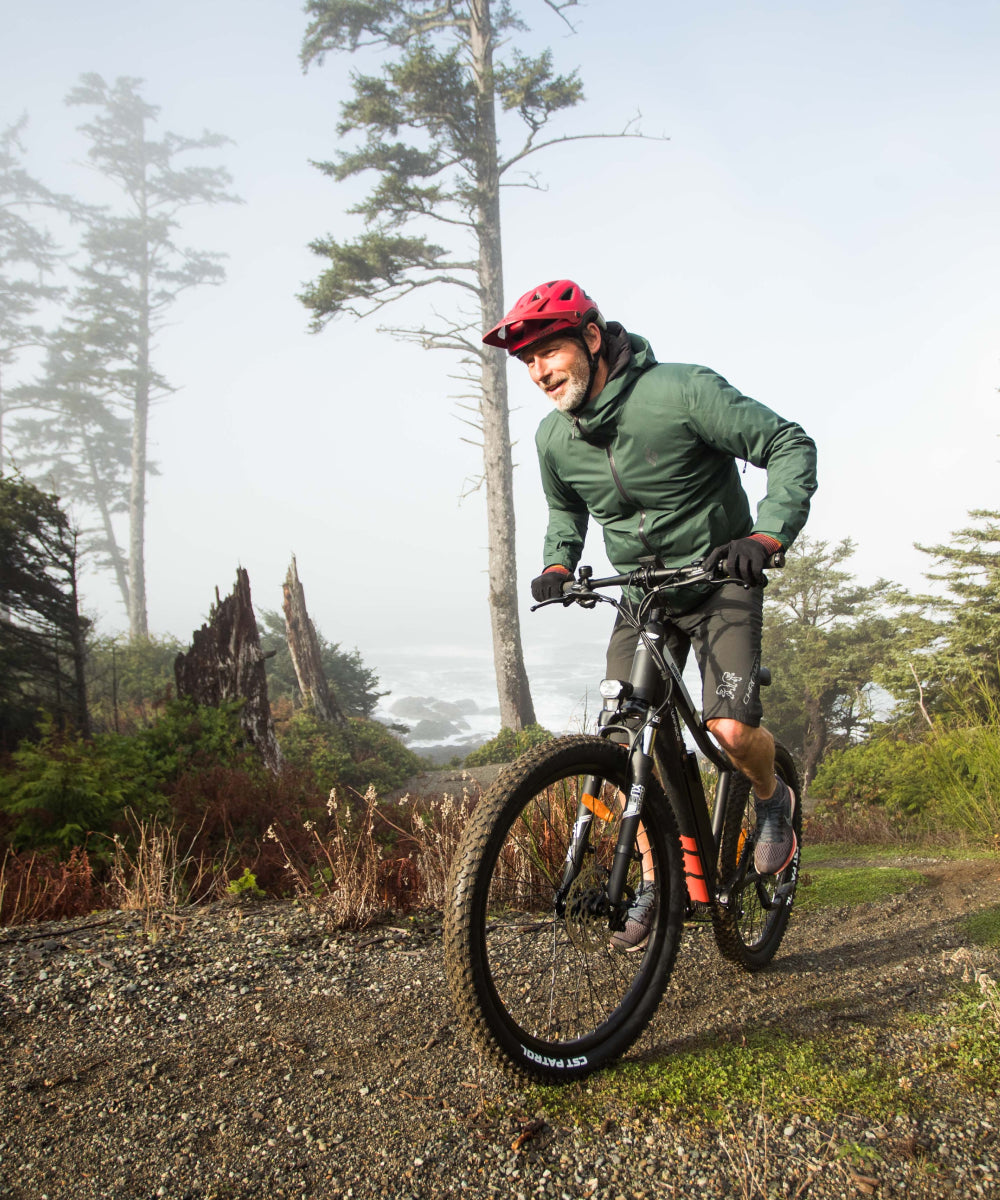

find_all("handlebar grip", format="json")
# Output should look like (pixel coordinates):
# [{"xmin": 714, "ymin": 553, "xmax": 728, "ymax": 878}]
[{"xmin": 768, "ymin": 551, "xmax": 785, "ymax": 569}]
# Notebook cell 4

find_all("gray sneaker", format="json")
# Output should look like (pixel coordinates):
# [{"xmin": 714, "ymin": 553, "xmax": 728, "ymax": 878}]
[
  {"xmin": 610, "ymin": 881, "xmax": 656, "ymax": 952},
  {"xmin": 754, "ymin": 777, "xmax": 797, "ymax": 875}
]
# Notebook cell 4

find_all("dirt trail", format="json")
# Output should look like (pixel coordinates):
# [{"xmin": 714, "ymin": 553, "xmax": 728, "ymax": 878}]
[{"xmin": 2, "ymin": 855, "xmax": 999, "ymax": 1199}]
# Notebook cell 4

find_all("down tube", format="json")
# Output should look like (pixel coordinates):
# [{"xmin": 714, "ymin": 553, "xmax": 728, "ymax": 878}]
[{"xmin": 655, "ymin": 726, "xmax": 714, "ymax": 904}]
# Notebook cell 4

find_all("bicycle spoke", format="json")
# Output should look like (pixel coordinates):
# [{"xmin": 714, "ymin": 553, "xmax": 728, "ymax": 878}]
[{"xmin": 445, "ymin": 735, "xmax": 683, "ymax": 1077}]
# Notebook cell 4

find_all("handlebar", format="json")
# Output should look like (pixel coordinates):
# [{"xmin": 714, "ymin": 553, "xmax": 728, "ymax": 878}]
[{"xmin": 542, "ymin": 551, "xmax": 785, "ymax": 609}]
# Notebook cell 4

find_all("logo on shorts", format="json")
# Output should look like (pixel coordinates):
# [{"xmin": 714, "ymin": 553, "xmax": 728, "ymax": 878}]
[
  {"xmin": 716, "ymin": 672, "xmax": 742, "ymax": 701},
  {"xmin": 743, "ymin": 656, "xmax": 760, "ymax": 706}
]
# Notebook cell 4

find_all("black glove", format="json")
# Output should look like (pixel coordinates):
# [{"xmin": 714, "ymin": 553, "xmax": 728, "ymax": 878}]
[
  {"xmin": 531, "ymin": 565, "xmax": 572, "ymax": 602},
  {"xmin": 704, "ymin": 536, "xmax": 777, "ymax": 587}
]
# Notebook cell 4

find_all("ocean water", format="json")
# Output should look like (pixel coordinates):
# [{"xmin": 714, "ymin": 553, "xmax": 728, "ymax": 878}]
[{"xmin": 367, "ymin": 630, "xmax": 706, "ymax": 759}]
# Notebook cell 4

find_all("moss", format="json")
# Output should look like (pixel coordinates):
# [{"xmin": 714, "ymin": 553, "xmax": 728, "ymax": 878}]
[
  {"xmin": 961, "ymin": 904, "xmax": 1000, "ymax": 948},
  {"xmin": 796, "ymin": 865, "xmax": 927, "ymax": 911},
  {"xmin": 529, "ymin": 991, "xmax": 1000, "ymax": 1131}
]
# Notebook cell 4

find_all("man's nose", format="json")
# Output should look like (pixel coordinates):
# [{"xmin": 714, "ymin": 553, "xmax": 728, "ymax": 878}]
[{"xmin": 528, "ymin": 359, "xmax": 546, "ymax": 384}]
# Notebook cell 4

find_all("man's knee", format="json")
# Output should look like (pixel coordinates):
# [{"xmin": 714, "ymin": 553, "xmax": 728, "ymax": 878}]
[{"xmin": 706, "ymin": 718, "xmax": 767, "ymax": 758}]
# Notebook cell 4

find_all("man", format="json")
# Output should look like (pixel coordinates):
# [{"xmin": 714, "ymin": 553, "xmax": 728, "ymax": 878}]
[{"xmin": 483, "ymin": 279, "xmax": 818, "ymax": 924}]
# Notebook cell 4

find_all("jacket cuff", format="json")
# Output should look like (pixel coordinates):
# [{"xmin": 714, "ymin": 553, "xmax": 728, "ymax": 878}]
[{"xmin": 750, "ymin": 533, "xmax": 783, "ymax": 553}]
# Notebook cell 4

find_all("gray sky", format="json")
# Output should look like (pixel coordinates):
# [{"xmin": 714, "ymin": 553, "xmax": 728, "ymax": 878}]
[{"xmin": 3, "ymin": 0, "xmax": 998, "ymax": 719}]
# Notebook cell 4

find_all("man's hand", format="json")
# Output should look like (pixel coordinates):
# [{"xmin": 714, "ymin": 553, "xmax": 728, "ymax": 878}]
[
  {"xmin": 704, "ymin": 535, "xmax": 781, "ymax": 587},
  {"xmin": 531, "ymin": 564, "xmax": 572, "ymax": 602}
]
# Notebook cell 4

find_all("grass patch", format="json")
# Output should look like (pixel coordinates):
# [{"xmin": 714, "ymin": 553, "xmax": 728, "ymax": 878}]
[
  {"xmin": 796, "ymin": 865, "xmax": 926, "ymax": 911},
  {"xmin": 529, "ymin": 988, "xmax": 1000, "ymax": 1131},
  {"xmin": 921, "ymin": 985, "xmax": 1000, "ymax": 1086},
  {"xmin": 961, "ymin": 904, "xmax": 1000, "ymax": 948},
  {"xmin": 801, "ymin": 842, "xmax": 989, "ymax": 866}
]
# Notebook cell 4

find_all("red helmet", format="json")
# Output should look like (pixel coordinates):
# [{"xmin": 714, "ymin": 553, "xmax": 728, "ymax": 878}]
[{"xmin": 482, "ymin": 279, "xmax": 605, "ymax": 355}]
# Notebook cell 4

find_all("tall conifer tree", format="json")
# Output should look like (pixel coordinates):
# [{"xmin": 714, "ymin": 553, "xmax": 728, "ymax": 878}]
[
  {"xmin": 0, "ymin": 474, "xmax": 89, "ymax": 743},
  {"xmin": 762, "ymin": 537, "xmax": 899, "ymax": 785},
  {"xmin": 0, "ymin": 117, "xmax": 73, "ymax": 471},
  {"xmin": 15, "ymin": 76, "xmax": 240, "ymax": 639},
  {"xmin": 299, "ymin": 0, "xmax": 653, "ymax": 730}
]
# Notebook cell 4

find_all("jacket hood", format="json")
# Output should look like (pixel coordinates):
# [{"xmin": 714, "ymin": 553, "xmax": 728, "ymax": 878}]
[{"xmin": 569, "ymin": 325, "xmax": 657, "ymax": 442}]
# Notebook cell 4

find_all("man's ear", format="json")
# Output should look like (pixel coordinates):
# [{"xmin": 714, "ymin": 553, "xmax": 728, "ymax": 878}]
[{"xmin": 583, "ymin": 322, "xmax": 604, "ymax": 355}]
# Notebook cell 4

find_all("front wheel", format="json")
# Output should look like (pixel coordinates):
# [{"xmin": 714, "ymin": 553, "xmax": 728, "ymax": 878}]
[
  {"xmin": 711, "ymin": 742, "xmax": 802, "ymax": 970},
  {"xmin": 444, "ymin": 735, "xmax": 684, "ymax": 1081}
]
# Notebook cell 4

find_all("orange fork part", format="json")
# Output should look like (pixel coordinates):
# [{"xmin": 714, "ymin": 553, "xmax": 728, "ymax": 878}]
[{"xmin": 581, "ymin": 791, "xmax": 615, "ymax": 823}]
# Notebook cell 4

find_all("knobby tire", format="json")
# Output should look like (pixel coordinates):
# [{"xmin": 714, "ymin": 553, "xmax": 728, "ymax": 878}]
[
  {"xmin": 711, "ymin": 742, "xmax": 802, "ymax": 970},
  {"xmin": 444, "ymin": 735, "xmax": 684, "ymax": 1081}
]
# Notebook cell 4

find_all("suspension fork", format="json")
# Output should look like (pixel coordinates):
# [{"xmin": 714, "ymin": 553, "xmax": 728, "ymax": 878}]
[
  {"xmin": 602, "ymin": 606, "xmax": 669, "ymax": 916},
  {"xmin": 554, "ymin": 774, "xmax": 607, "ymax": 912},
  {"xmin": 606, "ymin": 723, "xmax": 658, "ymax": 910}
]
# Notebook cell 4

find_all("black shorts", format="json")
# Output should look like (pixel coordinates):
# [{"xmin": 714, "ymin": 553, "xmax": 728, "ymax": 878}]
[{"xmin": 605, "ymin": 583, "xmax": 764, "ymax": 727}]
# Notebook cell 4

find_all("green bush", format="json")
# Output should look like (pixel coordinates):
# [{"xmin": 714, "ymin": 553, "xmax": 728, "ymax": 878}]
[
  {"xmin": 922, "ymin": 723, "xmax": 1000, "ymax": 844},
  {"xmin": 277, "ymin": 712, "xmax": 423, "ymax": 796},
  {"xmin": 464, "ymin": 723, "xmax": 553, "ymax": 767},
  {"xmin": 85, "ymin": 634, "xmax": 185, "ymax": 733},
  {"xmin": 0, "ymin": 700, "xmax": 249, "ymax": 855},
  {"xmin": 811, "ymin": 735, "xmax": 933, "ymax": 816},
  {"xmin": 812, "ymin": 711, "xmax": 1000, "ymax": 846}
]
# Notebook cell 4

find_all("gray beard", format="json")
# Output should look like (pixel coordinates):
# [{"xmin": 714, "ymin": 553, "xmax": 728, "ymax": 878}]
[{"xmin": 552, "ymin": 358, "xmax": 591, "ymax": 413}]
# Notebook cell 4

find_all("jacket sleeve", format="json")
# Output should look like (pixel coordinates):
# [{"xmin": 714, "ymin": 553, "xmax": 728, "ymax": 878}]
[
  {"xmin": 685, "ymin": 367, "xmax": 818, "ymax": 547},
  {"xmin": 536, "ymin": 433, "xmax": 590, "ymax": 571}
]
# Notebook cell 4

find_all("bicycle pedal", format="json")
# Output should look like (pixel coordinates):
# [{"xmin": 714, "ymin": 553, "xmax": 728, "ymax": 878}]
[{"xmin": 684, "ymin": 902, "xmax": 714, "ymax": 923}]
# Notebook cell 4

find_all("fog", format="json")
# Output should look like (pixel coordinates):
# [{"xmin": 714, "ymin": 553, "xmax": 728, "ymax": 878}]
[{"xmin": 3, "ymin": 0, "xmax": 998, "ymax": 733}]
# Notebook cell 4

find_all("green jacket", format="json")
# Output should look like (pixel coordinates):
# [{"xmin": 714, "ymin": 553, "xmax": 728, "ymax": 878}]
[{"xmin": 535, "ymin": 329, "xmax": 818, "ymax": 612}]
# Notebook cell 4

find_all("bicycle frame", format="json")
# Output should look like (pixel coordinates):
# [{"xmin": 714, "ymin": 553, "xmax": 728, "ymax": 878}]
[{"xmin": 548, "ymin": 560, "xmax": 786, "ymax": 929}]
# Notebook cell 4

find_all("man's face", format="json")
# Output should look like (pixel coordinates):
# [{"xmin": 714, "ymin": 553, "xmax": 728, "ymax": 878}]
[{"xmin": 518, "ymin": 335, "xmax": 591, "ymax": 413}]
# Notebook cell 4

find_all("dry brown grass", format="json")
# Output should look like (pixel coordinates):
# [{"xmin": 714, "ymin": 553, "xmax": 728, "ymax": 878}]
[
  {"xmin": 266, "ymin": 787, "xmax": 409, "ymax": 928},
  {"xmin": 106, "ymin": 812, "xmax": 232, "ymax": 917},
  {"xmin": 0, "ymin": 845, "xmax": 101, "ymax": 926},
  {"xmin": 398, "ymin": 787, "xmax": 476, "ymax": 908},
  {"xmin": 804, "ymin": 800, "xmax": 908, "ymax": 846}
]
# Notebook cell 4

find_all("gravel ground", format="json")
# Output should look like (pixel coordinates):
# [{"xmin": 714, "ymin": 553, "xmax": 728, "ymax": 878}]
[{"xmin": 2, "ymin": 856, "xmax": 999, "ymax": 1200}]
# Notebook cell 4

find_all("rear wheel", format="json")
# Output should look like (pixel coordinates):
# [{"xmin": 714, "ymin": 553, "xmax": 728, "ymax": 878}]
[
  {"xmin": 444, "ymin": 735, "xmax": 684, "ymax": 1081},
  {"xmin": 712, "ymin": 742, "xmax": 802, "ymax": 970}
]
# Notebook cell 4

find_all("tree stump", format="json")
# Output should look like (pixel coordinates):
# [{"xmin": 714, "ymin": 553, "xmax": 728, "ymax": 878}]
[
  {"xmin": 174, "ymin": 567, "xmax": 282, "ymax": 773},
  {"xmin": 282, "ymin": 556, "xmax": 349, "ymax": 727}
]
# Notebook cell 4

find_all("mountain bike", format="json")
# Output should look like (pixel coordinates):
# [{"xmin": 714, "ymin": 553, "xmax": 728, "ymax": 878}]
[{"xmin": 443, "ymin": 557, "xmax": 801, "ymax": 1081}]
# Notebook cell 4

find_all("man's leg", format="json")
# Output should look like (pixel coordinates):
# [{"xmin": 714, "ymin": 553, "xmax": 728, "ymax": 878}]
[
  {"xmin": 704, "ymin": 718, "xmax": 777, "ymax": 799},
  {"xmin": 682, "ymin": 585, "xmax": 796, "ymax": 874}
]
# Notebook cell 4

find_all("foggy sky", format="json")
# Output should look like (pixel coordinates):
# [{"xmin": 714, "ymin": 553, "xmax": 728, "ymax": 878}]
[{"xmin": 3, "ymin": 0, "xmax": 998, "ymax": 724}]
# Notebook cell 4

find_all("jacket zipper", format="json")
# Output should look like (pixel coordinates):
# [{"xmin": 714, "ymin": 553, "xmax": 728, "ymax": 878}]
[{"xmin": 606, "ymin": 446, "xmax": 659, "ymax": 560}]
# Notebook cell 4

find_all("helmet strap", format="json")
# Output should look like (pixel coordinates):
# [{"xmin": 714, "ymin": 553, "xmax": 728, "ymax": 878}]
[{"xmin": 578, "ymin": 326, "xmax": 605, "ymax": 402}]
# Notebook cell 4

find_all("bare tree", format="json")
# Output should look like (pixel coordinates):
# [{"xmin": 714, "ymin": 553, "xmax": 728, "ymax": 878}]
[
  {"xmin": 282, "ymin": 555, "xmax": 349, "ymax": 727},
  {"xmin": 174, "ymin": 569, "xmax": 282, "ymax": 773}
]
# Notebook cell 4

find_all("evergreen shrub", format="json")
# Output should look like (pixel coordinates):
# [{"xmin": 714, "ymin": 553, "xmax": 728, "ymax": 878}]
[
  {"xmin": 464, "ymin": 724, "xmax": 553, "ymax": 767},
  {"xmin": 275, "ymin": 711, "xmax": 423, "ymax": 796}
]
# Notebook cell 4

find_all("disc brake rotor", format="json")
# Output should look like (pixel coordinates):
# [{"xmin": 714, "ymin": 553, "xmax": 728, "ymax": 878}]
[{"xmin": 563, "ymin": 861, "xmax": 613, "ymax": 953}]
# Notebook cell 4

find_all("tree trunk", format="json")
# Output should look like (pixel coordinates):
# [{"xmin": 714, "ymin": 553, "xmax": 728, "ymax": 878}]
[
  {"xmin": 470, "ymin": 0, "xmax": 537, "ymax": 732},
  {"xmin": 65, "ymin": 529, "xmax": 91, "ymax": 737},
  {"xmin": 0, "ymin": 363, "xmax": 6, "ymax": 476},
  {"xmin": 82, "ymin": 415, "xmax": 130, "ymax": 613},
  {"xmin": 282, "ymin": 555, "xmax": 348, "ymax": 726},
  {"xmin": 174, "ymin": 568, "xmax": 282, "ymax": 773},
  {"xmin": 801, "ymin": 696, "xmax": 827, "ymax": 790},
  {"xmin": 127, "ymin": 292, "xmax": 150, "ymax": 640}
]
